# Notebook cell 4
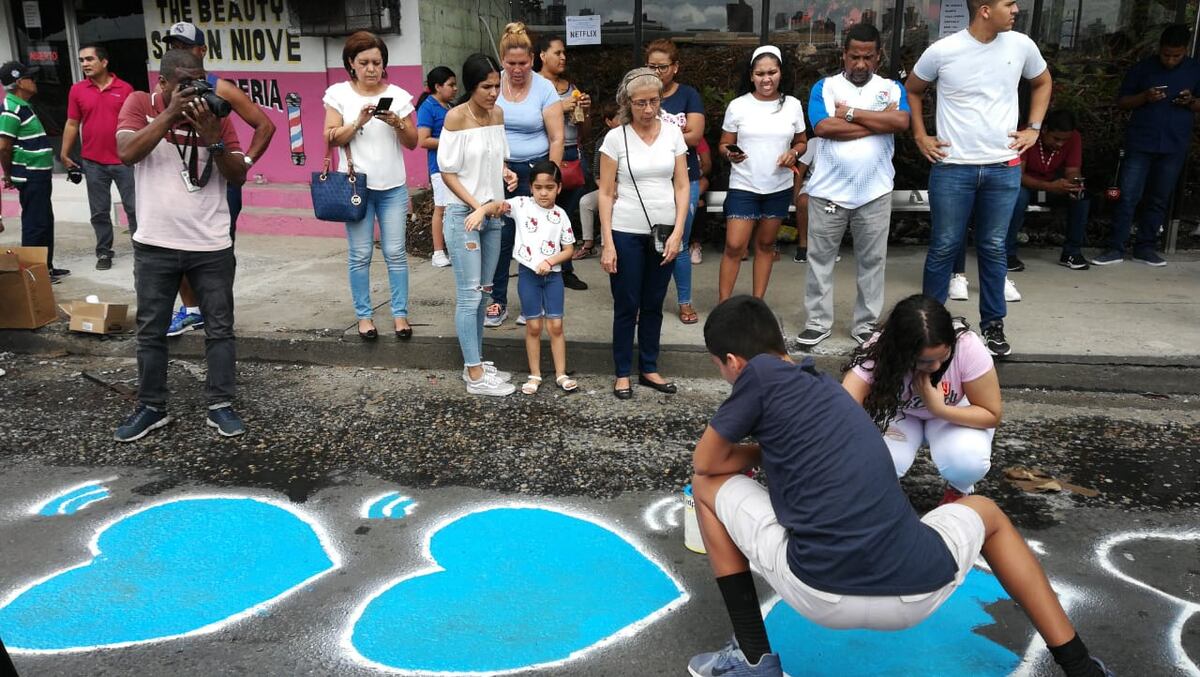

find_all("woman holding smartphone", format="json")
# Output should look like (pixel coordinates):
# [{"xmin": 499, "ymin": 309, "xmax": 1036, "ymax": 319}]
[
  {"xmin": 841, "ymin": 294, "xmax": 1002, "ymax": 504},
  {"xmin": 323, "ymin": 31, "xmax": 418, "ymax": 340}
]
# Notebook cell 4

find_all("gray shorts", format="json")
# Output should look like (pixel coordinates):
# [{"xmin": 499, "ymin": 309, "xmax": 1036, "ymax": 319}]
[{"xmin": 714, "ymin": 474, "xmax": 986, "ymax": 630}]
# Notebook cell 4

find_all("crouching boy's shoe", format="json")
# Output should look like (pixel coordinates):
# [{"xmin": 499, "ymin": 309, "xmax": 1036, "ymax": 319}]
[
  {"xmin": 115, "ymin": 404, "xmax": 172, "ymax": 442},
  {"xmin": 688, "ymin": 640, "xmax": 782, "ymax": 677}
]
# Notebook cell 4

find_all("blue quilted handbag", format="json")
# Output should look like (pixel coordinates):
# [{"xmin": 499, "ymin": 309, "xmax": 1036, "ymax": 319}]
[{"xmin": 310, "ymin": 142, "xmax": 368, "ymax": 222}]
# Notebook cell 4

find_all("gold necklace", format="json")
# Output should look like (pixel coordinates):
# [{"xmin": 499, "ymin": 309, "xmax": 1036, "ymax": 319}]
[{"xmin": 467, "ymin": 101, "xmax": 489, "ymax": 127}]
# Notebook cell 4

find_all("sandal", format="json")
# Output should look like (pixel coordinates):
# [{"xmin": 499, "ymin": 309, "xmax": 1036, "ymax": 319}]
[
  {"xmin": 555, "ymin": 374, "xmax": 578, "ymax": 392},
  {"xmin": 521, "ymin": 375, "xmax": 542, "ymax": 395},
  {"xmin": 678, "ymin": 304, "xmax": 699, "ymax": 325},
  {"xmin": 572, "ymin": 242, "xmax": 595, "ymax": 260}
]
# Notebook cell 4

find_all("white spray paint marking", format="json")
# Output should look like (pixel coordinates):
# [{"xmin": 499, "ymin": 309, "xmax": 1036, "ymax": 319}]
[
  {"xmin": 27, "ymin": 477, "xmax": 118, "ymax": 516},
  {"xmin": 642, "ymin": 496, "xmax": 683, "ymax": 532}
]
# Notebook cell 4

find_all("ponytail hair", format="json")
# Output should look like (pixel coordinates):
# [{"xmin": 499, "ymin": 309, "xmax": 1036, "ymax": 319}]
[
  {"xmin": 416, "ymin": 65, "xmax": 455, "ymax": 110},
  {"xmin": 499, "ymin": 22, "xmax": 534, "ymax": 57}
]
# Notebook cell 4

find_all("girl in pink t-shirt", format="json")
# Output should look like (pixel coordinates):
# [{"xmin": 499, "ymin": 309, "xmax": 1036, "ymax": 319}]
[{"xmin": 842, "ymin": 295, "xmax": 1002, "ymax": 502}]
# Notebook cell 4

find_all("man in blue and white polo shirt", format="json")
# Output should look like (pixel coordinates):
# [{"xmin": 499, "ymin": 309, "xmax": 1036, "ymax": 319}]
[{"xmin": 796, "ymin": 24, "xmax": 910, "ymax": 348}]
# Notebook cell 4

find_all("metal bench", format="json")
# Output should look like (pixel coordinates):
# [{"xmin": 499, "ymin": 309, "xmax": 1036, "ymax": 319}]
[{"xmin": 703, "ymin": 189, "xmax": 1050, "ymax": 214}]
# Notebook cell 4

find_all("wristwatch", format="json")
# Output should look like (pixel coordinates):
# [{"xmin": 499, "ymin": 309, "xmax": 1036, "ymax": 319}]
[
  {"xmin": 1029, "ymin": 121, "xmax": 1043, "ymax": 130},
  {"xmin": 845, "ymin": 107, "xmax": 856, "ymax": 123},
  {"xmin": 242, "ymin": 155, "xmax": 254, "ymax": 167},
  {"xmin": 207, "ymin": 141, "xmax": 226, "ymax": 156}
]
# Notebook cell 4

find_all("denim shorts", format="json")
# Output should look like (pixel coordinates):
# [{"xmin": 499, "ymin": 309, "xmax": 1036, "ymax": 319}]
[
  {"xmin": 725, "ymin": 187, "xmax": 793, "ymax": 220},
  {"xmin": 517, "ymin": 265, "xmax": 565, "ymax": 319}
]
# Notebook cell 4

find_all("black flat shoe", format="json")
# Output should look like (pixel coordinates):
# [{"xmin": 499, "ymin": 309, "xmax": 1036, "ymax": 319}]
[
  {"xmin": 395, "ymin": 327, "xmax": 413, "ymax": 341},
  {"xmin": 358, "ymin": 328, "xmax": 378, "ymax": 341},
  {"xmin": 637, "ymin": 375, "xmax": 677, "ymax": 394},
  {"xmin": 613, "ymin": 385, "xmax": 633, "ymax": 400}
]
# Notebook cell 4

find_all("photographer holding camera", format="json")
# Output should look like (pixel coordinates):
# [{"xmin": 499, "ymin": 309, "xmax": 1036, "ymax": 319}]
[
  {"xmin": 61, "ymin": 44, "xmax": 137, "ymax": 271},
  {"xmin": 113, "ymin": 49, "xmax": 248, "ymax": 442}
]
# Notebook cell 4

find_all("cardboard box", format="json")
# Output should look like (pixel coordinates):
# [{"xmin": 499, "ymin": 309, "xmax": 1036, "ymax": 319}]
[
  {"xmin": 58, "ymin": 300, "xmax": 131, "ymax": 335},
  {"xmin": 0, "ymin": 247, "xmax": 56, "ymax": 329}
]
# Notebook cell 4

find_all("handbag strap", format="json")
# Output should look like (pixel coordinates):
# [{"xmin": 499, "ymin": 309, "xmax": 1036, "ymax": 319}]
[
  {"xmin": 622, "ymin": 125, "xmax": 655, "ymax": 230},
  {"xmin": 322, "ymin": 128, "xmax": 357, "ymax": 181}
]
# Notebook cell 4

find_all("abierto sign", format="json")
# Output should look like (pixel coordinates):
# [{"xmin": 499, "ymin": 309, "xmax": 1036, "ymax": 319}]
[{"xmin": 566, "ymin": 15, "xmax": 601, "ymax": 46}]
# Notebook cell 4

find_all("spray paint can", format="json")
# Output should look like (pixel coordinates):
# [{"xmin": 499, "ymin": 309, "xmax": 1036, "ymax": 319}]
[{"xmin": 682, "ymin": 484, "xmax": 706, "ymax": 554}]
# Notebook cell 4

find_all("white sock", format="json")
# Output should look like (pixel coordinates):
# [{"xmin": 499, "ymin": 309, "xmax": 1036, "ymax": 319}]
[{"xmin": 186, "ymin": 306, "xmax": 200, "ymax": 314}]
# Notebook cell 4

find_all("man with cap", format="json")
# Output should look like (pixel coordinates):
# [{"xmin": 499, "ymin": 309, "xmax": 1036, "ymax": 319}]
[
  {"xmin": 0, "ymin": 61, "xmax": 68, "ymax": 281},
  {"xmin": 162, "ymin": 21, "xmax": 276, "ymax": 336},
  {"xmin": 62, "ymin": 43, "xmax": 139, "ymax": 270}
]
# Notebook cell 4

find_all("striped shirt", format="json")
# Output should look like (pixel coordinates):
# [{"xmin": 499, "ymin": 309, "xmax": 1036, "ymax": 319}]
[{"xmin": 0, "ymin": 92, "xmax": 53, "ymax": 182}]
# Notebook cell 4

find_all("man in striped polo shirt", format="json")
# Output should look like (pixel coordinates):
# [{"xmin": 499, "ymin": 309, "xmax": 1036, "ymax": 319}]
[{"xmin": 0, "ymin": 61, "xmax": 67, "ymax": 281}]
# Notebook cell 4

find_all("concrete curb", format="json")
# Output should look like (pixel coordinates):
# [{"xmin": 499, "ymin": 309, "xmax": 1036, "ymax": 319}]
[{"xmin": 4, "ymin": 327, "xmax": 1199, "ymax": 395}]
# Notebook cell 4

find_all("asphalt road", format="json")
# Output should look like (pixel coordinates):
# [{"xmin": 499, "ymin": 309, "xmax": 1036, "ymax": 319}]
[{"xmin": 0, "ymin": 352, "xmax": 1197, "ymax": 676}]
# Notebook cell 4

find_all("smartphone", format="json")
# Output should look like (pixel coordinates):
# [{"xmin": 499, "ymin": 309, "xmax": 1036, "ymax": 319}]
[
  {"xmin": 373, "ymin": 97, "xmax": 393, "ymax": 115},
  {"xmin": 726, "ymin": 143, "xmax": 745, "ymax": 156},
  {"xmin": 1152, "ymin": 85, "xmax": 1169, "ymax": 94},
  {"xmin": 1072, "ymin": 176, "xmax": 1085, "ymax": 184}
]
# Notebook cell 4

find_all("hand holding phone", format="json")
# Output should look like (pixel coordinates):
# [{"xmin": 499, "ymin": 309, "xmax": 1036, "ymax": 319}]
[
  {"xmin": 373, "ymin": 97, "xmax": 394, "ymax": 116},
  {"xmin": 725, "ymin": 143, "xmax": 746, "ymax": 163}
]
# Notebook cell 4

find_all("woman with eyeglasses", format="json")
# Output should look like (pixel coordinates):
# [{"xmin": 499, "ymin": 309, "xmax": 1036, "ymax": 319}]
[
  {"xmin": 717, "ymin": 45, "xmax": 807, "ymax": 303},
  {"xmin": 841, "ymin": 294, "xmax": 1002, "ymax": 504},
  {"xmin": 645, "ymin": 38, "xmax": 705, "ymax": 325},
  {"xmin": 598, "ymin": 68, "xmax": 689, "ymax": 400}
]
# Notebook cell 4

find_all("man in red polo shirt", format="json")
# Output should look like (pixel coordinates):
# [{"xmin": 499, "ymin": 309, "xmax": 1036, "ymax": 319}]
[{"xmin": 61, "ymin": 43, "xmax": 137, "ymax": 270}]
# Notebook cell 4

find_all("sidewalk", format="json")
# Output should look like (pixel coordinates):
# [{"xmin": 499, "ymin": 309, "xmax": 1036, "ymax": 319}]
[{"xmin": 3, "ymin": 220, "xmax": 1198, "ymax": 391}]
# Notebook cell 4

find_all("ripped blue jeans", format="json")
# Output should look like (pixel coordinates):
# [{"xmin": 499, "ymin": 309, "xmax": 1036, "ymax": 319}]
[{"xmin": 444, "ymin": 203, "xmax": 503, "ymax": 367}]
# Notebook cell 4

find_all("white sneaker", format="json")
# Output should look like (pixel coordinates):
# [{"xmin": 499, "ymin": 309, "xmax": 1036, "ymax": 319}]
[
  {"xmin": 465, "ymin": 372, "xmax": 516, "ymax": 396},
  {"xmin": 515, "ymin": 314, "xmax": 527, "ymax": 326},
  {"xmin": 949, "ymin": 274, "xmax": 969, "ymax": 301},
  {"xmin": 431, "ymin": 251, "xmax": 451, "ymax": 267},
  {"xmin": 1004, "ymin": 276, "xmax": 1022, "ymax": 302},
  {"xmin": 461, "ymin": 362, "xmax": 512, "ymax": 383}
]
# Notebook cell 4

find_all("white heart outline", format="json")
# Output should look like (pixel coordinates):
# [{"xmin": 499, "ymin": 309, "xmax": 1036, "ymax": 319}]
[
  {"xmin": 342, "ymin": 500, "xmax": 691, "ymax": 675},
  {"xmin": 1, "ymin": 493, "xmax": 343, "ymax": 654}
]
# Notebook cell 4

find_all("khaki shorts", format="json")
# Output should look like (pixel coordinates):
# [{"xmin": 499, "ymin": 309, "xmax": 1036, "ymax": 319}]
[{"xmin": 714, "ymin": 474, "xmax": 986, "ymax": 631}]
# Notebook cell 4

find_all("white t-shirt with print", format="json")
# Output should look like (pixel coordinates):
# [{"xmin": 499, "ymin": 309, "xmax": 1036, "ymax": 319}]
[
  {"xmin": 599, "ymin": 123, "xmax": 687, "ymax": 234},
  {"xmin": 805, "ymin": 73, "xmax": 907, "ymax": 209},
  {"xmin": 509, "ymin": 196, "xmax": 576, "ymax": 272},
  {"xmin": 322, "ymin": 82, "xmax": 415, "ymax": 190},
  {"xmin": 721, "ymin": 93, "xmax": 806, "ymax": 195},
  {"xmin": 912, "ymin": 29, "xmax": 1047, "ymax": 165}
]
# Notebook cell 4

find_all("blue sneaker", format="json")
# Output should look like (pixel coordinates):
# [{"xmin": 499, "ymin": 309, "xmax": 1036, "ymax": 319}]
[
  {"xmin": 1132, "ymin": 251, "xmax": 1167, "ymax": 267},
  {"xmin": 207, "ymin": 406, "xmax": 246, "ymax": 437},
  {"xmin": 115, "ymin": 405, "xmax": 172, "ymax": 442},
  {"xmin": 688, "ymin": 640, "xmax": 782, "ymax": 677},
  {"xmin": 1090, "ymin": 250, "xmax": 1124, "ymax": 266},
  {"xmin": 166, "ymin": 306, "xmax": 204, "ymax": 336}
]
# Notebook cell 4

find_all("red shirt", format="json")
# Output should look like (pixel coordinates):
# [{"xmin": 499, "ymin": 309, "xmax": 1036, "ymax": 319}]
[
  {"xmin": 1020, "ymin": 130, "xmax": 1082, "ymax": 182},
  {"xmin": 67, "ymin": 75, "xmax": 135, "ymax": 165}
]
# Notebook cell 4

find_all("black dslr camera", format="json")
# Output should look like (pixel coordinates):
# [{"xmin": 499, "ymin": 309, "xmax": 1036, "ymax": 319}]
[{"xmin": 183, "ymin": 79, "xmax": 232, "ymax": 118}]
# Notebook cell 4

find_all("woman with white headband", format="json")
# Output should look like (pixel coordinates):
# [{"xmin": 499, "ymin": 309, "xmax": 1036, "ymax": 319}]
[{"xmin": 717, "ymin": 45, "xmax": 807, "ymax": 303}]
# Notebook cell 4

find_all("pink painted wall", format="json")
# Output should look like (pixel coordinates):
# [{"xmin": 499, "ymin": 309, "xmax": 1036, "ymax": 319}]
[{"xmin": 146, "ymin": 66, "xmax": 430, "ymax": 188}]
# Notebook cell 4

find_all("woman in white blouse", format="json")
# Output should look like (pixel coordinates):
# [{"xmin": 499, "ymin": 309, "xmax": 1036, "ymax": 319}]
[
  {"xmin": 598, "ymin": 68, "xmax": 689, "ymax": 400},
  {"xmin": 323, "ymin": 31, "xmax": 418, "ymax": 341},
  {"xmin": 717, "ymin": 45, "xmax": 807, "ymax": 303},
  {"xmin": 438, "ymin": 53, "xmax": 520, "ymax": 397}
]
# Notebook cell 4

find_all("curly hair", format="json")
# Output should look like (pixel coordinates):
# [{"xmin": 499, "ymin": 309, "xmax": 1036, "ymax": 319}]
[
  {"xmin": 843, "ymin": 294, "xmax": 968, "ymax": 429},
  {"xmin": 615, "ymin": 67, "xmax": 662, "ymax": 124}
]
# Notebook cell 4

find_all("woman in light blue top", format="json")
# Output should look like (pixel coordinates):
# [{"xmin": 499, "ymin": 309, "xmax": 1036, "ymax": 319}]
[{"xmin": 485, "ymin": 22, "xmax": 565, "ymax": 328}]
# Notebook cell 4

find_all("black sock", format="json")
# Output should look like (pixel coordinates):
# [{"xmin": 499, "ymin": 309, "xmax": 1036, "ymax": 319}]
[
  {"xmin": 716, "ymin": 571, "xmax": 772, "ymax": 664},
  {"xmin": 1049, "ymin": 634, "xmax": 1102, "ymax": 677}
]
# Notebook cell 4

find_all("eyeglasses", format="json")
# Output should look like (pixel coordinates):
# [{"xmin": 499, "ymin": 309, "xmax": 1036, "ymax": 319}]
[
  {"xmin": 644, "ymin": 63, "xmax": 672, "ymax": 72},
  {"xmin": 631, "ymin": 97, "xmax": 661, "ymax": 109}
]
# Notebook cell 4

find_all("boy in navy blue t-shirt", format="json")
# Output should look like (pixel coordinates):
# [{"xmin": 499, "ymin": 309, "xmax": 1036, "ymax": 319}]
[{"xmin": 687, "ymin": 295, "xmax": 1110, "ymax": 677}]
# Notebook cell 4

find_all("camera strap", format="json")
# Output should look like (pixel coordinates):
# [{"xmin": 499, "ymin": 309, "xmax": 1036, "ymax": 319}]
[{"xmin": 169, "ymin": 126, "xmax": 214, "ymax": 189}]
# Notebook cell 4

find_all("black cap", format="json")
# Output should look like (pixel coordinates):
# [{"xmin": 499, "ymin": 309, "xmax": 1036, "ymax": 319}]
[{"xmin": 0, "ymin": 62, "xmax": 38, "ymax": 88}]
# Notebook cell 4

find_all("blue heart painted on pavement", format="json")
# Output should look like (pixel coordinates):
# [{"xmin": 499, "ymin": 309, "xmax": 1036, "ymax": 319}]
[
  {"xmin": 0, "ymin": 496, "xmax": 338, "ymax": 651},
  {"xmin": 765, "ymin": 568, "xmax": 1021, "ymax": 676},
  {"xmin": 348, "ymin": 506, "xmax": 687, "ymax": 672}
]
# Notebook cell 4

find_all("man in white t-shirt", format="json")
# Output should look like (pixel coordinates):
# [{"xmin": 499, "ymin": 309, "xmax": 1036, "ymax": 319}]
[
  {"xmin": 906, "ymin": 0, "xmax": 1050, "ymax": 358},
  {"xmin": 797, "ymin": 24, "xmax": 911, "ymax": 349}
]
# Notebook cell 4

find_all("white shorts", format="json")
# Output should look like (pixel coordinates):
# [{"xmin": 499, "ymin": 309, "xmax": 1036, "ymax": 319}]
[
  {"xmin": 430, "ymin": 172, "xmax": 449, "ymax": 207},
  {"xmin": 714, "ymin": 474, "xmax": 985, "ymax": 631}
]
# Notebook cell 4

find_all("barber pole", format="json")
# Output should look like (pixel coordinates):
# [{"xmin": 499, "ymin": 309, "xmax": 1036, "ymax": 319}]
[{"xmin": 286, "ymin": 92, "xmax": 305, "ymax": 166}]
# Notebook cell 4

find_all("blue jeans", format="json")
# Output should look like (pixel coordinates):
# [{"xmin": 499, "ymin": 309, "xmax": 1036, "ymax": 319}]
[
  {"xmin": 1008, "ymin": 187, "xmax": 1090, "ymax": 257},
  {"xmin": 1107, "ymin": 149, "xmax": 1187, "ymax": 255},
  {"xmin": 492, "ymin": 155, "xmax": 547, "ymax": 308},
  {"xmin": 17, "ymin": 175, "xmax": 54, "ymax": 268},
  {"xmin": 445, "ymin": 203, "xmax": 503, "ymax": 367},
  {"xmin": 345, "ymin": 185, "xmax": 409, "ymax": 319},
  {"xmin": 609, "ymin": 231, "xmax": 676, "ymax": 377},
  {"xmin": 924, "ymin": 162, "xmax": 1020, "ymax": 327},
  {"xmin": 671, "ymin": 179, "xmax": 700, "ymax": 305}
]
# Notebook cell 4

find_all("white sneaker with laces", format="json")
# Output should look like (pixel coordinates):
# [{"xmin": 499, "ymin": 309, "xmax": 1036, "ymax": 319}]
[
  {"xmin": 949, "ymin": 274, "xmax": 969, "ymax": 301},
  {"xmin": 462, "ymin": 362, "xmax": 512, "ymax": 383},
  {"xmin": 466, "ymin": 372, "xmax": 516, "ymax": 396},
  {"xmin": 431, "ymin": 251, "xmax": 451, "ymax": 267},
  {"xmin": 1004, "ymin": 276, "xmax": 1022, "ymax": 302}
]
